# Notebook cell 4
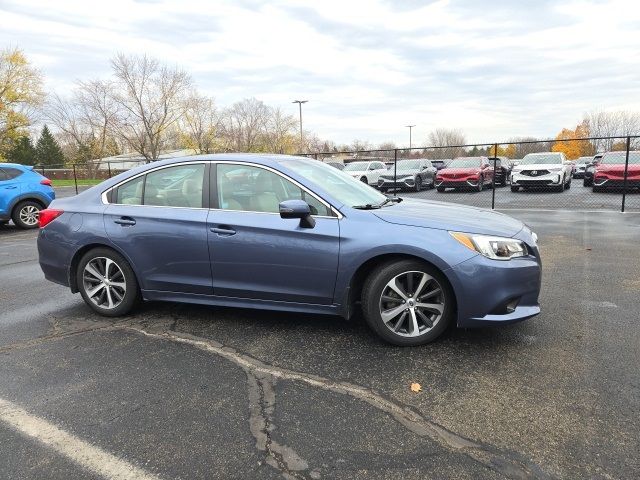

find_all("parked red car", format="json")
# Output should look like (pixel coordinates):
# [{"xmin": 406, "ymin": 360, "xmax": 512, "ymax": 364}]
[
  {"xmin": 593, "ymin": 151, "xmax": 640, "ymax": 192},
  {"xmin": 436, "ymin": 156, "xmax": 494, "ymax": 192}
]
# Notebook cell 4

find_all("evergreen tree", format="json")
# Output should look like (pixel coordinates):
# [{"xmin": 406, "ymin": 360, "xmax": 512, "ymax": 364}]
[
  {"xmin": 35, "ymin": 125, "xmax": 65, "ymax": 166},
  {"xmin": 6, "ymin": 136, "xmax": 37, "ymax": 165}
]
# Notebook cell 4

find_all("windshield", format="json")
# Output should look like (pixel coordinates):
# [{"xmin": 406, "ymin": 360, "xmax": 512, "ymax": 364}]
[
  {"xmin": 280, "ymin": 159, "xmax": 387, "ymax": 208},
  {"xmin": 601, "ymin": 152, "xmax": 640, "ymax": 164},
  {"xmin": 343, "ymin": 161, "xmax": 369, "ymax": 171},
  {"xmin": 393, "ymin": 160, "xmax": 423, "ymax": 171},
  {"xmin": 447, "ymin": 157, "xmax": 481, "ymax": 168},
  {"xmin": 576, "ymin": 157, "xmax": 591, "ymax": 164},
  {"xmin": 520, "ymin": 153, "xmax": 563, "ymax": 165}
]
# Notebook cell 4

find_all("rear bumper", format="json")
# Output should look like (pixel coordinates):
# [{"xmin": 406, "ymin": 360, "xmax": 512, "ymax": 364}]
[{"xmin": 37, "ymin": 229, "xmax": 73, "ymax": 287}]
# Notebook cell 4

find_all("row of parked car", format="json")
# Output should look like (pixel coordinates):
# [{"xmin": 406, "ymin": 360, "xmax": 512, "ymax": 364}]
[{"xmin": 327, "ymin": 150, "xmax": 640, "ymax": 194}]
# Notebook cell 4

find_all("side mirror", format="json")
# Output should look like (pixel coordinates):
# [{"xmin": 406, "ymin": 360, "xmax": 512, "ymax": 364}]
[{"xmin": 279, "ymin": 199, "xmax": 315, "ymax": 229}]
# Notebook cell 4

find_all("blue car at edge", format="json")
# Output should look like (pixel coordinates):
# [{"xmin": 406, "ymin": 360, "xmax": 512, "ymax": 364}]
[
  {"xmin": 37, "ymin": 154, "xmax": 541, "ymax": 346},
  {"xmin": 1, "ymin": 163, "xmax": 55, "ymax": 229}
]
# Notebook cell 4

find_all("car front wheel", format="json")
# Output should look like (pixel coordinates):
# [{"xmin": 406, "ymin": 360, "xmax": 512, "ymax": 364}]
[
  {"xmin": 77, "ymin": 248, "xmax": 140, "ymax": 317},
  {"xmin": 362, "ymin": 260, "xmax": 453, "ymax": 346},
  {"xmin": 12, "ymin": 200, "xmax": 42, "ymax": 229},
  {"xmin": 414, "ymin": 176, "xmax": 422, "ymax": 192}
]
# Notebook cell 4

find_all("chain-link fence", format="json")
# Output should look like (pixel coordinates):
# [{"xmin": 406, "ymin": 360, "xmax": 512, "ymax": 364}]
[{"xmin": 307, "ymin": 135, "xmax": 640, "ymax": 212}]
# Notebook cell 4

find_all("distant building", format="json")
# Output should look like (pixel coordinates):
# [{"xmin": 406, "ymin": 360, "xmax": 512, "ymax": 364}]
[{"xmin": 90, "ymin": 149, "xmax": 197, "ymax": 170}]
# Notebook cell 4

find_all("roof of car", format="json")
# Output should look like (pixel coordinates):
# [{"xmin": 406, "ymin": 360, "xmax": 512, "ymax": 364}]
[{"xmin": 0, "ymin": 163, "xmax": 29, "ymax": 169}]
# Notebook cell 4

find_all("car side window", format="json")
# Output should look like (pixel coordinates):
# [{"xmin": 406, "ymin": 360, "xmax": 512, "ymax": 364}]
[
  {"xmin": 0, "ymin": 168, "xmax": 7, "ymax": 181},
  {"xmin": 367, "ymin": 163, "xmax": 376, "ymax": 171},
  {"xmin": 3, "ymin": 168, "xmax": 24, "ymax": 180},
  {"xmin": 144, "ymin": 164, "xmax": 205, "ymax": 208},
  {"xmin": 115, "ymin": 176, "xmax": 144, "ymax": 205},
  {"xmin": 216, "ymin": 164, "xmax": 330, "ymax": 216}
]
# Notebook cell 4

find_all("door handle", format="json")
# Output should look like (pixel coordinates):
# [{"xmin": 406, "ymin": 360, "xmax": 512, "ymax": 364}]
[
  {"xmin": 211, "ymin": 226, "xmax": 236, "ymax": 236},
  {"xmin": 114, "ymin": 217, "xmax": 136, "ymax": 226}
]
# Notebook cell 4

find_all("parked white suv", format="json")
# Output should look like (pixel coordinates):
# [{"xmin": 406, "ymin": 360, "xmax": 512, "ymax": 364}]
[
  {"xmin": 342, "ymin": 160, "xmax": 388, "ymax": 186},
  {"xmin": 510, "ymin": 152, "xmax": 573, "ymax": 192}
]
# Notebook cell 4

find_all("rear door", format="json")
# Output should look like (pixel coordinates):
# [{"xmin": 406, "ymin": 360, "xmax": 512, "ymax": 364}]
[{"xmin": 104, "ymin": 162, "xmax": 213, "ymax": 295}]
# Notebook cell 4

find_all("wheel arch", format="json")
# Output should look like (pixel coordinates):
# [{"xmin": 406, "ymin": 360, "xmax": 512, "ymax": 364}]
[
  {"xmin": 68, "ymin": 242, "xmax": 140, "ymax": 294},
  {"xmin": 10, "ymin": 195, "xmax": 47, "ymax": 215},
  {"xmin": 342, "ymin": 253, "xmax": 457, "ymax": 320}
]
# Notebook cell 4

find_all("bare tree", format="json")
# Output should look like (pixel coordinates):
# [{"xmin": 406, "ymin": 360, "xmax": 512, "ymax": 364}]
[
  {"xmin": 179, "ymin": 92, "xmax": 220, "ymax": 154},
  {"xmin": 583, "ymin": 110, "xmax": 640, "ymax": 152},
  {"xmin": 46, "ymin": 79, "xmax": 120, "ymax": 173},
  {"xmin": 110, "ymin": 53, "xmax": 192, "ymax": 161},
  {"xmin": 426, "ymin": 128, "xmax": 467, "ymax": 159},
  {"xmin": 263, "ymin": 107, "xmax": 297, "ymax": 154},
  {"xmin": 221, "ymin": 97, "xmax": 270, "ymax": 152},
  {"xmin": 505, "ymin": 137, "xmax": 552, "ymax": 159}
]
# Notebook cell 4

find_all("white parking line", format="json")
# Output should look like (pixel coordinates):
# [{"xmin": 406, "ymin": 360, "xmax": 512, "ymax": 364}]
[{"xmin": 0, "ymin": 396, "xmax": 161, "ymax": 480}]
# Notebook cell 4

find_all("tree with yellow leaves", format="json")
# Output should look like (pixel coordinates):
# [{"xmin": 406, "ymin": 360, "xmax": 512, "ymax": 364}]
[
  {"xmin": 0, "ymin": 47, "xmax": 45, "ymax": 159},
  {"xmin": 551, "ymin": 121, "xmax": 594, "ymax": 159}
]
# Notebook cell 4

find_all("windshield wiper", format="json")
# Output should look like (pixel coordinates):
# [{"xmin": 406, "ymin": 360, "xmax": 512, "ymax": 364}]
[
  {"xmin": 353, "ymin": 196, "xmax": 403, "ymax": 210},
  {"xmin": 352, "ymin": 203, "xmax": 381, "ymax": 210}
]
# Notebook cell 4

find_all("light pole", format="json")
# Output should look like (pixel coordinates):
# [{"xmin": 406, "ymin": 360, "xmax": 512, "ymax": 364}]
[
  {"xmin": 405, "ymin": 125, "xmax": 416, "ymax": 150},
  {"xmin": 292, "ymin": 100, "xmax": 308, "ymax": 150}
]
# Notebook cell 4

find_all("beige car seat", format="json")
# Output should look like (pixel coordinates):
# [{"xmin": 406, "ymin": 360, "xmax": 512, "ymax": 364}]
[{"xmin": 251, "ymin": 172, "xmax": 280, "ymax": 213}]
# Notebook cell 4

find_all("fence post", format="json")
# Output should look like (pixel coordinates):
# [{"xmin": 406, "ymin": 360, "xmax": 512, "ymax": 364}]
[
  {"xmin": 41, "ymin": 166, "xmax": 45, "ymax": 176},
  {"xmin": 491, "ymin": 144, "xmax": 498, "ymax": 210},
  {"xmin": 621, "ymin": 136, "xmax": 631, "ymax": 213},
  {"xmin": 108, "ymin": 162, "xmax": 112, "ymax": 178},
  {"xmin": 314, "ymin": 153, "xmax": 318, "ymax": 160},
  {"xmin": 73, "ymin": 165, "xmax": 78, "ymax": 195},
  {"xmin": 393, "ymin": 149, "xmax": 398, "ymax": 197}
]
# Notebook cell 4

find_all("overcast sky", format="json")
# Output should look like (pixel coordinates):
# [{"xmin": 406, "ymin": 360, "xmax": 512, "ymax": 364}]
[{"xmin": 2, "ymin": 0, "xmax": 640, "ymax": 146}]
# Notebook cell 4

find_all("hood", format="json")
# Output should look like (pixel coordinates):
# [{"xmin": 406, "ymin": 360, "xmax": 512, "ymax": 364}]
[
  {"xmin": 596, "ymin": 163, "xmax": 640, "ymax": 172},
  {"xmin": 372, "ymin": 198, "xmax": 524, "ymax": 237},
  {"xmin": 438, "ymin": 167, "xmax": 481, "ymax": 175}
]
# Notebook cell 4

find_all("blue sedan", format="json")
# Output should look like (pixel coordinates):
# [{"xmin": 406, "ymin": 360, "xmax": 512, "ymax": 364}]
[{"xmin": 37, "ymin": 154, "xmax": 541, "ymax": 346}]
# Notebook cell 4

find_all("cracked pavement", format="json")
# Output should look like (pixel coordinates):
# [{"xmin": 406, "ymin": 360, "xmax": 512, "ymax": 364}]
[{"xmin": 0, "ymin": 210, "xmax": 639, "ymax": 479}]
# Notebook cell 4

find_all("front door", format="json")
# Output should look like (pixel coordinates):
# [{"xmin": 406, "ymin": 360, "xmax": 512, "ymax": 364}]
[
  {"xmin": 208, "ymin": 163, "xmax": 340, "ymax": 305},
  {"xmin": 104, "ymin": 163, "xmax": 212, "ymax": 295}
]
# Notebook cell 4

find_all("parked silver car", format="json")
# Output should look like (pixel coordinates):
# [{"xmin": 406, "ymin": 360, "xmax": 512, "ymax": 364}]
[{"xmin": 377, "ymin": 159, "xmax": 437, "ymax": 192}]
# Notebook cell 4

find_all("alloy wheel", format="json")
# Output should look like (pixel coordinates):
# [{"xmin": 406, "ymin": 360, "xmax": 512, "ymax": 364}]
[
  {"xmin": 378, "ymin": 270, "xmax": 445, "ymax": 337},
  {"xmin": 19, "ymin": 205, "xmax": 40, "ymax": 226},
  {"xmin": 82, "ymin": 257, "xmax": 127, "ymax": 309}
]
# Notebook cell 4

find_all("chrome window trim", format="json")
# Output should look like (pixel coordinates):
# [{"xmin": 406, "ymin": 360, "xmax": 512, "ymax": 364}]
[{"xmin": 101, "ymin": 159, "xmax": 343, "ymax": 219}]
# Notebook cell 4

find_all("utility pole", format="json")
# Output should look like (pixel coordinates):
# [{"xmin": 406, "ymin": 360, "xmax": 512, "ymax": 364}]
[
  {"xmin": 405, "ymin": 125, "xmax": 416, "ymax": 150},
  {"xmin": 293, "ymin": 100, "xmax": 308, "ymax": 150}
]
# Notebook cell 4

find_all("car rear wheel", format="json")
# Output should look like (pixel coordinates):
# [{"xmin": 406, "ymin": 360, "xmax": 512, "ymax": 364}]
[
  {"xmin": 77, "ymin": 248, "xmax": 140, "ymax": 317},
  {"xmin": 362, "ymin": 260, "xmax": 453, "ymax": 346},
  {"xmin": 12, "ymin": 200, "xmax": 42, "ymax": 229}
]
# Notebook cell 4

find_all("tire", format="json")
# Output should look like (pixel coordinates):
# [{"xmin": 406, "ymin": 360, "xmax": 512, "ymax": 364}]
[
  {"xmin": 414, "ymin": 176, "xmax": 422, "ymax": 192},
  {"xmin": 360, "ymin": 176, "xmax": 368, "ymax": 184},
  {"xmin": 11, "ymin": 200, "xmax": 43, "ymax": 229},
  {"xmin": 500, "ymin": 174, "xmax": 507, "ymax": 187},
  {"xmin": 566, "ymin": 178, "xmax": 571, "ymax": 189},
  {"xmin": 477, "ymin": 176, "xmax": 484, "ymax": 192},
  {"xmin": 362, "ymin": 260, "xmax": 454, "ymax": 346},
  {"xmin": 77, "ymin": 248, "xmax": 140, "ymax": 317},
  {"xmin": 593, "ymin": 185, "xmax": 602, "ymax": 193},
  {"xmin": 556, "ymin": 177, "xmax": 565, "ymax": 192},
  {"xmin": 437, "ymin": 186, "xmax": 445, "ymax": 192},
  {"xmin": 584, "ymin": 177, "xmax": 592, "ymax": 187},
  {"xmin": 511, "ymin": 185, "xmax": 519, "ymax": 192}
]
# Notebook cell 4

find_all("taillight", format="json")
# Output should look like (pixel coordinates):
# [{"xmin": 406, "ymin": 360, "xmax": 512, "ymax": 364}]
[
  {"xmin": 40, "ymin": 178, "xmax": 52, "ymax": 186},
  {"xmin": 38, "ymin": 209, "xmax": 64, "ymax": 228}
]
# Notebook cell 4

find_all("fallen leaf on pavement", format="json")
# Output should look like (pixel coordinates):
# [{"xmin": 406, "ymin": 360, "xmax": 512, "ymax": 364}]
[{"xmin": 410, "ymin": 383, "xmax": 422, "ymax": 393}]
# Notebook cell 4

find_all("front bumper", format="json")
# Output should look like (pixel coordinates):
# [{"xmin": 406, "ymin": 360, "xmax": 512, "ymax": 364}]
[
  {"xmin": 435, "ymin": 178, "xmax": 480, "ymax": 188},
  {"xmin": 593, "ymin": 178, "xmax": 640, "ymax": 189},
  {"xmin": 378, "ymin": 177, "xmax": 415, "ymax": 189},
  {"xmin": 447, "ymin": 233, "xmax": 541, "ymax": 328},
  {"xmin": 511, "ymin": 172, "xmax": 563, "ymax": 187}
]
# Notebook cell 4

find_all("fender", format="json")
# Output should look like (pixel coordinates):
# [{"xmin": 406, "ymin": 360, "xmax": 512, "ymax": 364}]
[{"xmin": 7, "ymin": 192, "xmax": 52, "ymax": 214}]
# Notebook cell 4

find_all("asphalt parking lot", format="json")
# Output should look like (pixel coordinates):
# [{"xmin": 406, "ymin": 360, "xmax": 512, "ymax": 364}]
[{"xmin": 1, "ymin": 199, "xmax": 640, "ymax": 478}]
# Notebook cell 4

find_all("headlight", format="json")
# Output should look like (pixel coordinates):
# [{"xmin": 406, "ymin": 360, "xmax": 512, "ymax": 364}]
[{"xmin": 450, "ymin": 232, "xmax": 527, "ymax": 260}]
